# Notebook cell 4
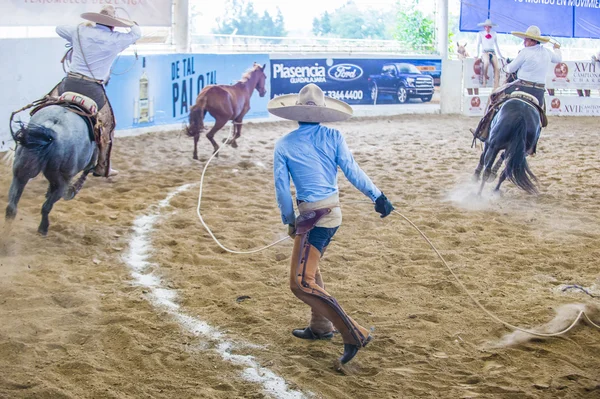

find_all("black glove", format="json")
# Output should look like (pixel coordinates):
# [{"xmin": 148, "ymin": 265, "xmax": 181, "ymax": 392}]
[{"xmin": 374, "ymin": 193, "xmax": 394, "ymax": 218}]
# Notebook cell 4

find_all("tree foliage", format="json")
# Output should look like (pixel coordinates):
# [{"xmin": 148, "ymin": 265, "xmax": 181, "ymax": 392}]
[
  {"xmin": 312, "ymin": 1, "xmax": 394, "ymax": 40},
  {"xmin": 393, "ymin": 0, "xmax": 435, "ymax": 51},
  {"xmin": 213, "ymin": 0, "xmax": 286, "ymax": 37}
]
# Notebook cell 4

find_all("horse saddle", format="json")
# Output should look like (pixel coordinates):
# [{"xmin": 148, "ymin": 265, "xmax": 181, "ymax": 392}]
[
  {"xmin": 30, "ymin": 92, "xmax": 98, "ymax": 142},
  {"xmin": 295, "ymin": 208, "xmax": 332, "ymax": 235},
  {"xmin": 490, "ymin": 91, "xmax": 548, "ymax": 128}
]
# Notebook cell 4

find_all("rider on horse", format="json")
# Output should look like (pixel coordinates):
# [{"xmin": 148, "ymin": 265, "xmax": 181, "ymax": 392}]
[
  {"xmin": 471, "ymin": 25, "xmax": 562, "ymax": 155},
  {"xmin": 476, "ymin": 19, "xmax": 504, "ymax": 90},
  {"xmin": 53, "ymin": 6, "xmax": 141, "ymax": 177}
]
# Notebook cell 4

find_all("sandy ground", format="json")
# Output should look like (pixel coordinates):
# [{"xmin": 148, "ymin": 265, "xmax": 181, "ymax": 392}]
[{"xmin": 1, "ymin": 114, "xmax": 599, "ymax": 399}]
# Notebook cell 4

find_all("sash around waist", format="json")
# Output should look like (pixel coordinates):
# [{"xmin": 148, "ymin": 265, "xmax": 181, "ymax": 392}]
[{"xmin": 297, "ymin": 192, "xmax": 342, "ymax": 228}]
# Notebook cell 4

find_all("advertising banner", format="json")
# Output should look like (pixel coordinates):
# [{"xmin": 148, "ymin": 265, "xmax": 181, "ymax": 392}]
[
  {"xmin": 463, "ymin": 94, "xmax": 490, "ymax": 116},
  {"xmin": 547, "ymin": 96, "xmax": 600, "ymax": 115},
  {"xmin": 459, "ymin": 0, "xmax": 600, "ymax": 39},
  {"xmin": 270, "ymin": 58, "xmax": 441, "ymax": 105},
  {"xmin": 462, "ymin": 58, "xmax": 509, "ymax": 89},
  {"xmin": 106, "ymin": 53, "xmax": 270, "ymax": 130},
  {"xmin": 464, "ymin": 94, "xmax": 600, "ymax": 116},
  {"xmin": 546, "ymin": 60, "xmax": 600, "ymax": 90},
  {"xmin": 462, "ymin": 58, "xmax": 600, "ymax": 90},
  {"xmin": 0, "ymin": 1, "xmax": 171, "ymax": 27}
]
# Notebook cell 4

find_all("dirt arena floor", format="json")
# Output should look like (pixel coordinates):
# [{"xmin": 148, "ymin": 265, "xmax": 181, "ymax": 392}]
[{"xmin": 1, "ymin": 114, "xmax": 599, "ymax": 399}]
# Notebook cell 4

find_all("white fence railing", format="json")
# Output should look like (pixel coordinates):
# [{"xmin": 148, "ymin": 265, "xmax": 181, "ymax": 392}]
[{"xmin": 190, "ymin": 34, "xmax": 436, "ymax": 55}]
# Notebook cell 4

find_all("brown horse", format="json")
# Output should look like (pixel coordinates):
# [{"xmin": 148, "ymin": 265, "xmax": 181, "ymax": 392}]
[{"xmin": 186, "ymin": 63, "xmax": 267, "ymax": 159}]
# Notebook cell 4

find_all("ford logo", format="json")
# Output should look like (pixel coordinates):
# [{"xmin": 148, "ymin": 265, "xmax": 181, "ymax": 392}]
[{"xmin": 327, "ymin": 64, "xmax": 363, "ymax": 81}]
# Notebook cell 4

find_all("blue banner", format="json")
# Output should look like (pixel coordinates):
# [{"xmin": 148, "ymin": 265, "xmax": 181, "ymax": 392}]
[
  {"xmin": 460, "ymin": 0, "xmax": 600, "ymax": 39},
  {"xmin": 106, "ymin": 53, "xmax": 270, "ymax": 130},
  {"xmin": 270, "ymin": 58, "xmax": 441, "ymax": 105}
]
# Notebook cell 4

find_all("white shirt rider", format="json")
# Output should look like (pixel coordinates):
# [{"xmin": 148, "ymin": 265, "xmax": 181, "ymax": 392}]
[
  {"xmin": 506, "ymin": 42, "xmax": 562, "ymax": 84},
  {"xmin": 56, "ymin": 23, "xmax": 141, "ymax": 83},
  {"xmin": 477, "ymin": 29, "xmax": 503, "ymax": 59}
]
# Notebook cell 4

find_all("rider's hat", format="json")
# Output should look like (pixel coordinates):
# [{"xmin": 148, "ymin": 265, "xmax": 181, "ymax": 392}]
[
  {"xmin": 81, "ymin": 5, "xmax": 135, "ymax": 28},
  {"xmin": 511, "ymin": 25, "xmax": 550, "ymax": 43},
  {"xmin": 477, "ymin": 19, "xmax": 497, "ymax": 27},
  {"xmin": 267, "ymin": 84, "xmax": 353, "ymax": 123}
]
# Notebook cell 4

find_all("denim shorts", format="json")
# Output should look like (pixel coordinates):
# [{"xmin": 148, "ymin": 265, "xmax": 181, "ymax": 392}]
[{"xmin": 307, "ymin": 226, "xmax": 339, "ymax": 253}]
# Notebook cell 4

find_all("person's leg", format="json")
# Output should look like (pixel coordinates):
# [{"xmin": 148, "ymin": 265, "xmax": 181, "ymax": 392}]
[
  {"xmin": 289, "ymin": 230, "xmax": 370, "ymax": 347},
  {"xmin": 93, "ymin": 92, "xmax": 116, "ymax": 177},
  {"xmin": 481, "ymin": 53, "xmax": 490, "ymax": 87},
  {"xmin": 491, "ymin": 54, "xmax": 500, "ymax": 89}
]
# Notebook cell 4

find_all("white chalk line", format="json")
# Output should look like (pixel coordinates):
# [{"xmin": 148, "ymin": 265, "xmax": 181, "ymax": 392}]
[{"xmin": 123, "ymin": 183, "xmax": 306, "ymax": 399}]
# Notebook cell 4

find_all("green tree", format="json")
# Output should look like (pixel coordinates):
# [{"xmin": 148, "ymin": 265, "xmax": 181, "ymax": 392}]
[
  {"xmin": 312, "ymin": 1, "xmax": 394, "ymax": 39},
  {"xmin": 213, "ymin": 0, "xmax": 287, "ymax": 37},
  {"xmin": 393, "ymin": 0, "xmax": 435, "ymax": 51}
]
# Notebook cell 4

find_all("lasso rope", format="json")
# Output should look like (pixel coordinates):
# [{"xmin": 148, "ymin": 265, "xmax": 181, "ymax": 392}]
[
  {"xmin": 194, "ymin": 131, "xmax": 600, "ymax": 337},
  {"xmin": 195, "ymin": 124, "xmax": 289, "ymax": 254}
]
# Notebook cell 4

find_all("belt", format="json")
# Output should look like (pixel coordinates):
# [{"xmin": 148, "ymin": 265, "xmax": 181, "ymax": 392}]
[
  {"xmin": 67, "ymin": 72, "xmax": 104, "ymax": 85},
  {"xmin": 517, "ymin": 79, "xmax": 546, "ymax": 89},
  {"xmin": 483, "ymin": 49, "xmax": 495, "ymax": 54}
]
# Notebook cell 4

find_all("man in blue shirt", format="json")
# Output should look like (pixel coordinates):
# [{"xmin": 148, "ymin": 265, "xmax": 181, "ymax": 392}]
[{"xmin": 269, "ymin": 84, "xmax": 394, "ymax": 366}]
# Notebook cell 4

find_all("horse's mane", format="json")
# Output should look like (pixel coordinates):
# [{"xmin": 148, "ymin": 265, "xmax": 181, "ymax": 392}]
[{"xmin": 237, "ymin": 65, "xmax": 261, "ymax": 83}]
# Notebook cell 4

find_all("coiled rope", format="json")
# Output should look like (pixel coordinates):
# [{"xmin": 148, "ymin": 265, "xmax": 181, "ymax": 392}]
[{"xmin": 194, "ymin": 125, "xmax": 600, "ymax": 337}]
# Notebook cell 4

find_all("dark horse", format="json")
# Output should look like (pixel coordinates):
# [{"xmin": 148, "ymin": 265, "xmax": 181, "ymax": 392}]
[
  {"xmin": 6, "ymin": 105, "xmax": 96, "ymax": 235},
  {"xmin": 186, "ymin": 63, "xmax": 267, "ymax": 159},
  {"xmin": 473, "ymin": 69, "xmax": 540, "ymax": 195}
]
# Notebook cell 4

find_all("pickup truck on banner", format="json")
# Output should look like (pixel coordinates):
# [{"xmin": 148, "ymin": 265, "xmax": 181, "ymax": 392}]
[{"xmin": 367, "ymin": 63, "xmax": 435, "ymax": 104}]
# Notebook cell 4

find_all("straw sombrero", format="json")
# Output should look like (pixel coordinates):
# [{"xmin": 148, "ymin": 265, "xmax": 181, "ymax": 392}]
[
  {"xmin": 267, "ymin": 84, "xmax": 353, "ymax": 123},
  {"xmin": 511, "ymin": 25, "xmax": 550, "ymax": 43},
  {"xmin": 81, "ymin": 5, "xmax": 135, "ymax": 28},
  {"xmin": 477, "ymin": 19, "xmax": 497, "ymax": 27}
]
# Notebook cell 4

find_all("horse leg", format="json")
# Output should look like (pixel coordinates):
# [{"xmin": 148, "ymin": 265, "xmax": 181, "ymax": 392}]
[
  {"xmin": 491, "ymin": 151, "xmax": 505, "ymax": 176},
  {"xmin": 473, "ymin": 151, "xmax": 485, "ymax": 182},
  {"xmin": 494, "ymin": 168, "xmax": 508, "ymax": 193},
  {"xmin": 39, "ymin": 178, "xmax": 66, "ymax": 236},
  {"xmin": 206, "ymin": 118, "xmax": 228, "ymax": 155},
  {"xmin": 478, "ymin": 147, "xmax": 501, "ymax": 195},
  {"xmin": 64, "ymin": 169, "xmax": 92, "ymax": 200},
  {"xmin": 193, "ymin": 133, "xmax": 200, "ymax": 160},
  {"xmin": 5, "ymin": 176, "xmax": 29, "ymax": 221},
  {"xmin": 230, "ymin": 119, "xmax": 244, "ymax": 148}
]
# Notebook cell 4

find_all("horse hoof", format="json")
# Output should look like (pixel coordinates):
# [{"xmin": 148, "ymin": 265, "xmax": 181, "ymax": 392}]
[
  {"xmin": 230, "ymin": 141, "xmax": 238, "ymax": 149},
  {"xmin": 472, "ymin": 174, "xmax": 480, "ymax": 183},
  {"xmin": 38, "ymin": 227, "xmax": 48, "ymax": 236},
  {"xmin": 5, "ymin": 207, "xmax": 16, "ymax": 220},
  {"xmin": 64, "ymin": 187, "xmax": 76, "ymax": 201}
]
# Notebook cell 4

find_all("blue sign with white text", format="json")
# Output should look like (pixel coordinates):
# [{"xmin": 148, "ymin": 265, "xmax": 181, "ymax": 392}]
[
  {"xmin": 270, "ymin": 58, "xmax": 441, "ymax": 105},
  {"xmin": 106, "ymin": 53, "xmax": 270, "ymax": 130},
  {"xmin": 460, "ymin": 0, "xmax": 600, "ymax": 39}
]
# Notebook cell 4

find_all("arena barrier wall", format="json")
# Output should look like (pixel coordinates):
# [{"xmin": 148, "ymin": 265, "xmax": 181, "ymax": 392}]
[{"xmin": 461, "ymin": 58, "xmax": 600, "ymax": 116}]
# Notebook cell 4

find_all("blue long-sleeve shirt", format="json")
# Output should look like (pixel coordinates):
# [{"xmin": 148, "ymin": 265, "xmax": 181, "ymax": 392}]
[{"xmin": 273, "ymin": 122, "xmax": 382, "ymax": 224}]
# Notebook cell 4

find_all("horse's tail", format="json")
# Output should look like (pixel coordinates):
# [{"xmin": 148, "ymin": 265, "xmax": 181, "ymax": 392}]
[
  {"xmin": 504, "ymin": 114, "xmax": 538, "ymax": 194},
  {"xmin": 11, "ymin": 122, "xmax": 57, "ymax": 171},
  {"xmin": 186, "ymin": 99, "xmax": 207, "ymax": 138}
]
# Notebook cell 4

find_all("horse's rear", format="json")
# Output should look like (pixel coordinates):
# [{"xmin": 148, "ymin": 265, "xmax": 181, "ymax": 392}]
[
  {"xmin": 6, "ymin": 105, "xmax": 95, "ymax": 234},
  {"xmin": 475, "ymin": 99, "xmax": 541, "ymax": 195}
]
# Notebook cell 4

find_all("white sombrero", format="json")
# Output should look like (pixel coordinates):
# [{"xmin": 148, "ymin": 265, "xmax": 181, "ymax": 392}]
[
  {"xmin": 81, "ymin": 5, "xmax": 135, "ymax": 28},
  {"xmin": 511, "ymin": 25, "xmax": 550, "ymax": 43},
  {"xmin": 267, "ymin": 83, "xmax": 353, "ymax": 123},
  {"xmin": 477, "ymin": 19, "xmax": 497, "ymax": 27}
]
